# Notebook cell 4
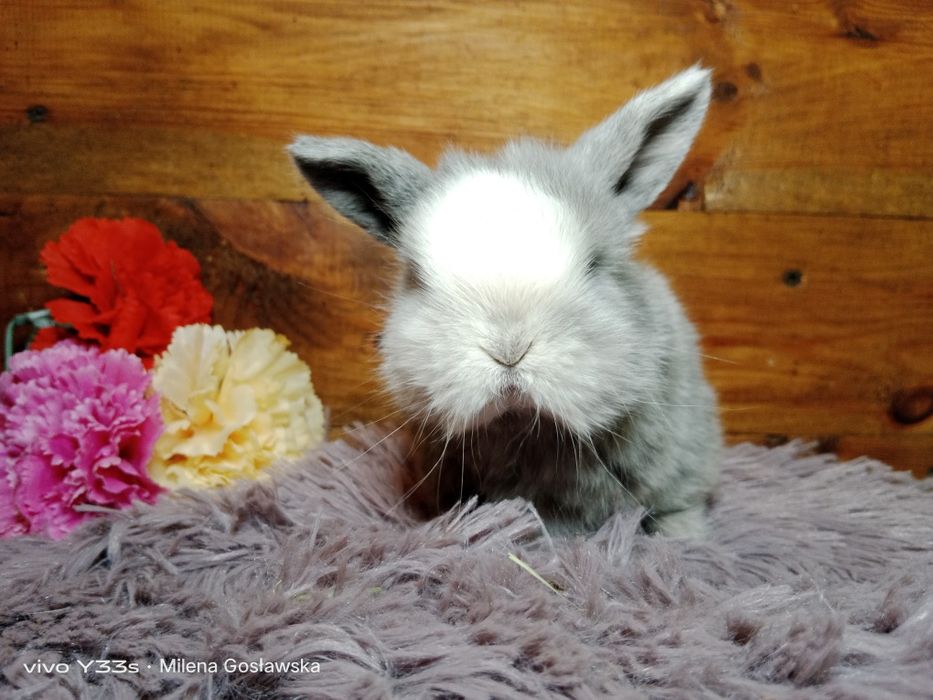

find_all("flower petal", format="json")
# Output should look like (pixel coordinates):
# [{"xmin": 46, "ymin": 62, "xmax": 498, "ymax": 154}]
[
  {"xmin": 150, "ymin": 325, "xmax": 326, "ymax": 489},
  {"xmin": 0, "ymin": 343, "xmax": 164, "ymax": 539},
  {"xmin": 39, "ymin": 218, "xmax": 213, "ymax": 363}
]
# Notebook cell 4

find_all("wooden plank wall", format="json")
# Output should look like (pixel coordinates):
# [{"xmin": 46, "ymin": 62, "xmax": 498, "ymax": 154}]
[{"xmin": 2, "ymin": 1, "xmax": 931, "ymax": 475}]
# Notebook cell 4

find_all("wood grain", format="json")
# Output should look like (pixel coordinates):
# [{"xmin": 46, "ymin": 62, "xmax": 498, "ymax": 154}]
[
  {"xmin": 2, "ymin": 196, "xmax": 929, "ymax": 473},
  {"xmin": 639, "ymin": 212, "xmax": 933, "ymax": 475},
  {"xmin": 2, "ymin": 1, "xmax": 931, "ymax": 216}
]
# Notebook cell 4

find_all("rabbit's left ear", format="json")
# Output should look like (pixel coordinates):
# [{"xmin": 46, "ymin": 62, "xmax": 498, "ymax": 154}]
[{"xmin": 571, "ymin": 65, "xmax": 712, "ymax": 212}]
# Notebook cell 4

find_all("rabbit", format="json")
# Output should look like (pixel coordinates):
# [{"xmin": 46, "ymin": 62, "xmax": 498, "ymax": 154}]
[{"xmin": 289, "ymin": 66, "xmax": 722, "ymax": 537}]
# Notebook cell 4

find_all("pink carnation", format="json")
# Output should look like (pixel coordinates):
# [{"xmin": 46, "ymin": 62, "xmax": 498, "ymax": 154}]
[{"xmin": 0, "ymin": 342, "xmax": 164, "ymax": 539}]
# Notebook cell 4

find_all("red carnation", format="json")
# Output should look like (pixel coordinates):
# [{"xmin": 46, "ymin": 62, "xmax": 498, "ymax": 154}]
[{"xmin": 37, "ymin": 218, "xmax": 213, "ymax": 366}]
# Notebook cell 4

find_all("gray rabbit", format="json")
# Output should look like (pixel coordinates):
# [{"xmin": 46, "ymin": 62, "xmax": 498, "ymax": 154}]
[{"xmin": 290, "ymin": 66, "xmax": 722, "ymax": 537}]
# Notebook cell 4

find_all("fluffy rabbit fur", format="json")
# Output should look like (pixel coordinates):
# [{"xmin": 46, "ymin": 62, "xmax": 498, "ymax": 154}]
[{"xmin": 290, "ymin": 66, "xmax": 722, "ymax": 537}]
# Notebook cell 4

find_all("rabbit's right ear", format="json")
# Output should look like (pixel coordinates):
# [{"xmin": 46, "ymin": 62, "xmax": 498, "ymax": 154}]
[{"xmin": 289, "ymin": 136, "xmax": 431, "ymax": 246}]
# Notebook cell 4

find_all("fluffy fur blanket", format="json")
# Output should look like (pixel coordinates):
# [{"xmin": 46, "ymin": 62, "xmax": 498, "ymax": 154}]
[{"xmin": 1, "ymin": 428, "xmax": 931, "ymax": 699}]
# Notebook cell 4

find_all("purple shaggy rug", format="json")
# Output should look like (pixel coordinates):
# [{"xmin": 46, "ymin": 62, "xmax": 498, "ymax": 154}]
[{"xmin": 1, "ymin": 427, "xmax": 931, "ymax": 699}]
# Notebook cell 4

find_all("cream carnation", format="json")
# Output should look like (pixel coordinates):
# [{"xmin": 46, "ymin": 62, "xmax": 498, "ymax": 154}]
[{"xmin": 150, "ymin": 324, "xmax": 325, "ymax": 489}]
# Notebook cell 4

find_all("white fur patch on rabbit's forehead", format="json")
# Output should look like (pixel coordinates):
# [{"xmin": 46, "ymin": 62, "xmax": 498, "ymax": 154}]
[{"xmin": 409, "ymin": 171, "xmax": 581, "ymax": 287}]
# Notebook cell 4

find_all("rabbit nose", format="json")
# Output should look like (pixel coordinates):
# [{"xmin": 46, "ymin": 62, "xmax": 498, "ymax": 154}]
[{"xmin": 482, "ymin": 341, "xmax": 533, "ymax": 368}]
